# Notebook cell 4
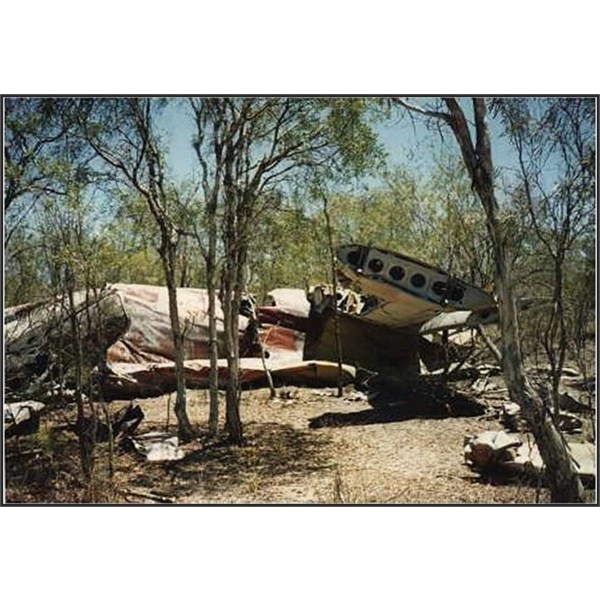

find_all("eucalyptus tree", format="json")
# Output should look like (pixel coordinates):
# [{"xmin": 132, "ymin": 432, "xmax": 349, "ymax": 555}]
[
  {"xmin": 189, "ymin": 97, "xmax": 382, "ymax": 444},
  {"xmin": 4, "ymin": 98, "xmax": 98, "ymax": 246},
  {"xmin": 394, "ymin": 97, "xmax": 585, "ymax": 503},
  {"xmin": 494, "ymin": 97, "xmax": 595, "ymax": 413},
  {"xmin": 78, "ymin": 98, "xmax": 195, "ymax": 442}
]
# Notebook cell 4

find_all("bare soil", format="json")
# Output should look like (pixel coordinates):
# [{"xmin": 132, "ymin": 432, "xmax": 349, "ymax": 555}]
[{"xmin": 8, "ymin": 375, "xmax": 595, "ymax": 505}]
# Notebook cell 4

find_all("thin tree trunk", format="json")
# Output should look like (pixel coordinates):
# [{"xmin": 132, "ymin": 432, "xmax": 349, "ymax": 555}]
[
  {"xmin": 66, "ymin": 280, "xmax": 94, "ymax": 483},
  {"xmin": 549, "ymin": 257, "xmax": 568, "ymax": 415},
  {"xmin": 250, "ymin": 302, "xmax": 276, "ymax": 399},
  {"xmin": 207, "ymin": 223, "xmax": 220, "ymax": 437},
  {"xmin": 453, "ymin": 98, "xmax": 584, "ymax": 503},
  {"xmin": 164, "ymin": 245, "xmax": 195, "ymax": 443},
  {"xmin": 223, "ymin": 268, "xmax": 244, "ymax": 444},
  {"xmin": 322, "ymin": 193, "xmax": 344, "ymax": 397},
  {"xmin": 206, "ymin": 258, "xmax": 219, "ymax": 437}
]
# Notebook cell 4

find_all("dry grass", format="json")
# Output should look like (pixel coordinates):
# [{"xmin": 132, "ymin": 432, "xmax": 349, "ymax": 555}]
[{"xmin": 8, "ymin": 382, "xmax": 583, "ymax": 504}]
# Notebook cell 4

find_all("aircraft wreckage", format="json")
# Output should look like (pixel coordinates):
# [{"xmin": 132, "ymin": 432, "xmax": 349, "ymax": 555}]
[{"xmin": 5, "ymin": 244, "xmax": 512, "ymax": 400}]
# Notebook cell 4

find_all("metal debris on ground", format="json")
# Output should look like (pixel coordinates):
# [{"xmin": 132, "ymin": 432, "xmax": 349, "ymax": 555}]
[
  {"xmin": 314, "ymin": 388, "xmax": 338, "ymax": 397},
  {"xmin": 464, "ymin": 430, "xmax": 596, "ymax": 487},
  {"xmin": 471, "ymin": 377, "xmax": 499, "ymax": 395},
  {"xmin": 476, "ymin": 364, "xmax": 503, "ymax": 377},
  {"xmin": 507, "ymin": 441, "xmax": 596, "ymax": 486},
  {"xmin": 112, "ymin": 403, "xmax": 144, "ymax": 440},
  {"xmin": 345, "ymin": 390, "xmax": 369, "ymax": 402},
  {"xmin": 556, "ymin": 412, "xmax": 583, "ymax": 434},
  {"xmin": 4, "ymin": 401, "xmax": 45, "ymax": 438},
  {"xmin": 558, "ymin": 391, "xmax": 594, "ymax": 414},
  {"xmin": 130, "ymin": 431, "xmax": 185, "ymax": 462},
  {"xmin": 501, "ymin": 402, "xmax": 523, "ymax": 432},
  {"xmin": 464, "ymin": 430, "xmax": 522, "ymax": 469},
  {"xmin": 277, "ymin": 387, "xmax": 300, "ymax": 400}
]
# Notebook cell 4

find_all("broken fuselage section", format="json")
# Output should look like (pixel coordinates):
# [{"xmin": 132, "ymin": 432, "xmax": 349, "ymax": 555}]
[
  {"xmin": 303, "ymin": 244, "xmax": 497, "ymax": 382},
  {"xmin": 4, "ymin": 245, "xmax": 500, "ymax": 400}
]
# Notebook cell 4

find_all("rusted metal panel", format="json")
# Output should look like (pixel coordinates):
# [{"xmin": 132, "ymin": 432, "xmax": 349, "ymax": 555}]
[
  {"xmin": 4, "ymin": 245, "xmax": 501, "ymax": 399},
  {"xmin": 104, "ymin": 357, "xmax": 355, "ymax": 398},
  {"xmin": 106, "ymin": 284, "xmax": 230, "ymax": 364}
]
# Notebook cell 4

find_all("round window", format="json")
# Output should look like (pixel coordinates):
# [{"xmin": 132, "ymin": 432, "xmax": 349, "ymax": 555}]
[
  {"xmin": 389, "ymin": 265, "xmax": 405, "ymax": 281},
  {"xmin": 411, "ymin": 273, "xmax": 426, "ymax": 288},
  {"xmin": 347, "ymin": 250, "xmax": 361, "ymax": 266},
  {"xmin": 368, "ymin": 258, "xmax": 384, "ymax": 273}
]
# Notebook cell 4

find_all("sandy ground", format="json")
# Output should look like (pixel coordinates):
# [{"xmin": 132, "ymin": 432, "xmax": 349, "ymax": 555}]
[
  {"xmin": 6, "ymin": 370, "xmax": 596, "ymax": 505},
  {"xmin": 136, "ymin": 388, "xmax": 555, "ymax": 504}
]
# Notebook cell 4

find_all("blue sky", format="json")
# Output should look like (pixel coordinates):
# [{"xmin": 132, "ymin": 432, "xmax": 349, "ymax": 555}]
[{"xmin": 157, "ymin": 97, "xmax": 523, "ymax": 190}]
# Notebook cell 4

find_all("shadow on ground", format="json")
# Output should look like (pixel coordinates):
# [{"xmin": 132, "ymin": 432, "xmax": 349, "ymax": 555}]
[
  {"xmin": 125, "ymin": 421, "xmax": 334, "ymax": 499},
  {"xmin": 309, "ymin": 390, "xmax": 485, "ymax": 429}
]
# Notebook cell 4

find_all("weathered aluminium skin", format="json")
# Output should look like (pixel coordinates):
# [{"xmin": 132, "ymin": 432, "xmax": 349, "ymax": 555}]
[
  {"xmin": 336, "ymin": 244, "xmax": 495, "ymax": 328},
  {"xmin": 4, "ymin": 249, "xmax": 501, "ymax": 399}
]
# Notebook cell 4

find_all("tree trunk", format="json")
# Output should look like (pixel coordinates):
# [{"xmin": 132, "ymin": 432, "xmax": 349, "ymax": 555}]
[
  {"xmin": 453, "ymin": 98, "xmax": 584, "ymax": 503},
  {"xmin": 207, "ymin": 254, "xmax": 220, "ymax": 437},
  {"xmin": 322, "ymin": 193, "xmax": 344, "ymax": 397},
  {"xmin": 206, "ymin": 188, "xmax": 221, "ymax": 437},
  {"xmin": 164, "ymin": 243, "xmax": 195, "ymax": 443},
  {"xmin": 65, "ymin": 280, "xmax": 95, "ymax": 482},
  {"xmin": 547, "ymin": 256, "xmax": 568, "ymax": 415},
  {"xmin": 222, "ymin": 264, "xmax": 244, "ymax": 445}
]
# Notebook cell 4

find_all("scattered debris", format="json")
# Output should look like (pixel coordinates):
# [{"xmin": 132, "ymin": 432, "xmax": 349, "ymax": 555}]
[
  {"xmin": 112, "ymin": 403, "xmax": 144, "ymax": 440},
  {"xmin": 464, "ymin": 430, "xmax": 596, "ymax": 487},
  {"xmin": 563, "ymin": 376, "xmax": 595, "ymax": 393},
  {"xmin": 121, "ymin": 488, "xmax": 175, "ymax": 504},
  {"xmin": 345, "ymin": 390, "xmax": 369, "ymax": 402},
  {"xmin": 4, "ymin": 401, "xmax": 45, "ymax": 438},
  {"xmin": 560, "ymin": 366, "xmax": 582, "ymax": 378},
  {"xmin": 556, "ymin": 412, "xmax": 583, "ymax": 434},
  {"xmin": 532, "ymin": 364, "xmax": 582, "ymax": 378},
  {"xmin": 506, "ymin": 441, "xmax": 596, "ymax": 487},
  {"xmin": 501, "ymin": 402, "xmax": 523, "ymax": 432},
  {"xmin": 463, "ymin": 430, "xmax": 522, "ymax": 469},
  {"xmin": 130, "ymin": 431, "xmax": 185, "ymax": 462},
  {"xmin": 477, "ymin": 364, "xmax": 503, "ymax": 377},
  {"xmin": 558, "ymin": 391, "xmax": 594, "ymax": 414},
  {"xmin": 276, "ymin": 387, "xmax": 299, "ymax": 401},
  {"xmin": 471, "ymin": 377, "xmax": 500, "ymax": 395},
  {"xmin": 4, "ymin": 401, "xmax": 45, "ymax": 425},
  {"xmin": 314, "ymin": 388, "xmax": 338, "ymax": 397}
]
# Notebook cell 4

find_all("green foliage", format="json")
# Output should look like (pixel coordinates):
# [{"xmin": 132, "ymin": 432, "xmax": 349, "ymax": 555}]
[{"xmin": 4, "ymin": 95, "xmax": 594, "ymax": 371}]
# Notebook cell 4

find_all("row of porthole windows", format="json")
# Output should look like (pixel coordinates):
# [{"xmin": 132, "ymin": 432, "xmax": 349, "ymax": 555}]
[
  {"xmin": 366, "ymin": 257, "xmax": 464, "ymax": 301},
  {"xmin": 367, "ymin": 257, "xmax": 423, "ymax": 286}
]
